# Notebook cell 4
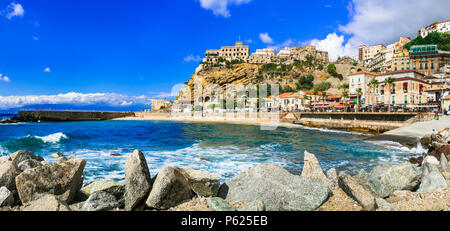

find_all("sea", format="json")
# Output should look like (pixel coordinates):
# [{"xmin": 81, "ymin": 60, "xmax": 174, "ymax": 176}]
[{"xmin": 0, "ymin": 113, "xmax": 427, "ymax": 184}]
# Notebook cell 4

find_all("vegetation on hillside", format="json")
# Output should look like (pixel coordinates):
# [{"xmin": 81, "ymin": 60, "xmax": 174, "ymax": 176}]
[{"xmin": 404, "ymin": 32, "xmax": 450, "ymax": 51}]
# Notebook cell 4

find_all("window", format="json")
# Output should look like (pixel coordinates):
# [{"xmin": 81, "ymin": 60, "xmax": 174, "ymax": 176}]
[
  {"xmin": 392, "ymin": 96, "xmax": 395, "ymax": 104},
  {"xmin": 425, "ymin": 63, "xmax": 428, "ymax": 69},
  {"xmin": 431, "ymin": 63, "xmax": 434, "ymax": 69},
  {"xmin": 404, "ymin": 95, "xmax": 408, "ymax": 104}
]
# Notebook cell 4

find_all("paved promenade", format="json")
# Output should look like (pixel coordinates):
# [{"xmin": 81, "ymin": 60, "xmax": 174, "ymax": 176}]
[{"xmin": 384, "ymin": 115, "xmax": 450, "ymax": 138}]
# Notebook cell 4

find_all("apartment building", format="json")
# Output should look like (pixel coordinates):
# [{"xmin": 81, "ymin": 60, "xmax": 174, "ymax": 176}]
[
  {"xmin": 418, "ymin": 20, "xmax": 450, "ymax": 37},
  {"xmin": 392, "ymin": 49, "xmax": 411, "ymax": 72},
  {"xmin": 248, "ymin": 48, "xmax": 275, "ymax": 64},
  {"xmin": 219, "ymin": 41, "xmax": 250, "ymax": 61},
  {"xmin": 203, "ymin": 41, "xmax": 250, "ymax": 63},
  {"xmin": 409, "ymin": 45, "xmax": 450, "ymax": 77}
]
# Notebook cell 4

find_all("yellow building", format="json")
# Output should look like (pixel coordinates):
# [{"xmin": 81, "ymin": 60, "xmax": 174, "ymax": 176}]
[{"xmin": 392, "ymin": 49, "xmax": 410, "ymax": 72}]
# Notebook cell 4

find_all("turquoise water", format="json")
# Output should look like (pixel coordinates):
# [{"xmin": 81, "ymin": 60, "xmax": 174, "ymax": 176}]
[{"xmin": 0, "ymin": 118, "xmax": 423, "ymax": 183}]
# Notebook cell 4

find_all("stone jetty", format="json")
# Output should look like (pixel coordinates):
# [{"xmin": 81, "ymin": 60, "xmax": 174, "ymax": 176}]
[{"xmin": 1, "ymin": 130, "xmax": 449, "ymax": 211}]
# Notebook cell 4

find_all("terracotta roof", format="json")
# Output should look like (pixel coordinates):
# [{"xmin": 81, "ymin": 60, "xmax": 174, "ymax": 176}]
[
  {"xmin": 391, "ymin": 77, "xmax": 430, "ymax": 84},
  {"xmin": 326, "ymin": 94, "xmax": 342, "ymax": 100},
  {"xmin": 381, "ymin": 70, "xmax": 425, "ymax": 76},
  {"xmin": 301, "ymin": 90, "xmax": 328, "ymax": 96},
  {"xmin": 278, "ymin": 92, "xmax": 304, "ymax": 98},
  {"xmin": 349, "ymin": 71, "xmax": 380, "ymax": 76}
]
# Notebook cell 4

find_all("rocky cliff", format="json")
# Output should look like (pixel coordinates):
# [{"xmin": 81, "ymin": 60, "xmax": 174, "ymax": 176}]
[{"xmin": 177, "ymin": 59, "xmax": 364, "ymax": 101}]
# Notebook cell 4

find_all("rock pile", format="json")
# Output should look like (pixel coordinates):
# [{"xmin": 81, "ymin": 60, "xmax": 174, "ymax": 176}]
[
  {"xmin": 412, "ymin": 128, "xmax": 450, "ymax": 165},
  {"xmin": 0, "ymin": 147, "xmax": 449, "ymax": 211}
]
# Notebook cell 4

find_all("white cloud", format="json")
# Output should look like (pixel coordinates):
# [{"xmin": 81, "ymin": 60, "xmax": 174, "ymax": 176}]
[
  {"xmin": 5, "ymin": 2, "xmax": 24, "ymax": 19},
  {"xmin": 32, "ymin": 36, "xmax": 39, "ymax": 41},
  {"xmin": 259, "ymin": 32, "xmax": 274, "ymax": 44},
  {"xmin": 0, "ymin": 74, "xmax": 11, "ymax": 83},
  {"xmin": 183, "ymin": 54, "xmax": 203, "ymax": 63},
  {"xmin": 306, "ymin": 0, "xmax": 450, "ymax": 62},
  {"xmin": 0, "ymin": 92, "xmax": 152, "ymax": 109},
  {"xmin": 43, "ymin": 67, "xmax": 51, "ymax": 72},
  {"xmin": 311, "ymin": 33, "xmax": 355, "ymax": 61},
  {"xmin": 340, "ymin": 0, "xmax": 450, "ymax": 47},
  {"xmin": 148, "ymin": 91, "xmax": 175, "ymax": 99},
  {"xmin": 199, "ymin": 0, "xmax": 252, "ymax": 18}
]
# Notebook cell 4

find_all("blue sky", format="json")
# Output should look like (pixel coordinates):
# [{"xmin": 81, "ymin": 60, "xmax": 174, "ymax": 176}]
[{"xmin": 0, "ymin": 0, "xmax": 449, "ymax": 110}]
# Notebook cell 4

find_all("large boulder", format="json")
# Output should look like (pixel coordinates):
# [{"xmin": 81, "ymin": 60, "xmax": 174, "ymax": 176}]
[
  {"xmin": 338, "ymin": 172, "xmax": 376, "ymax": 211},
  {"xmin": 10, "ymin": 150, "xmax": 44, "ymax": 166},
  {"xmin": 326, "ymin": 168, "xmax": 339, "ymax": 189},
  {"xmin": 81, "ymin": 180, "xmax": 125, "ymax": 199},
  {"xmin": 17, "ymin": 159, "xmax": 43, "ymax": 172},
  {"xmin": 218, "ymin": 164, "xmax": 330, "ymax": 211},
  {"xmin": 0, "ymin": 186, "xmax": 14, "ymax": 207},
  {"xmin": 423, "ymin": 156, "xmax": 440, "ymax": 165},
  {"xmin": 417, "ymin": 162, "xmax": 447, "ymax": 193},
  {"xmin": 0, "ymin": 156, "xmax": 21, "ymax": 192},
  {"xmin": 367, "ymin": 162, "xmax": 421, "ymax": 198},
  {"xmin": 145, "ymin": 166, "xmax": 193, "ymax": 210},
  {"xmin": 22, "ymin": 194, "xmax": 71, "ymax": 211},
  {"xmin": 301, "ymin": 151, "xmax": 333, "ymax": 189},
  {"xmin": 181, "ymin": 168, "xmax": 220, "ymax": 197},
  {"xmin": 237, "ymin": 200, "xmax": 266, "ymax": 211},
  {"xmin": 82, "ymin": 191, "xmax": 119, "ymax": 211},
  {"xmin": 15, "ymin": 157, "xmax": 86, "ymax": 204},
  {"xmin": 124, "ymin": 150, "xmax": 152, "ymax": 211},
  {"xmin": 206, "ymin": 197, "xmax": 237, "ymax": 211}
]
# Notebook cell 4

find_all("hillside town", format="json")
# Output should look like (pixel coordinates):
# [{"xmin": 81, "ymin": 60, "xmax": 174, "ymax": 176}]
[{"xmin": 159, "ymin": 20, "xmax": 450, "ymax": 115}]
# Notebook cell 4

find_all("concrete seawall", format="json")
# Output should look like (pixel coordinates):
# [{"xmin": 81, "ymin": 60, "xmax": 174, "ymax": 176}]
[
  {"xmin": 291, "ymin": 112, "xmax": 435, "ymax": 134},
  {"xmin": 19, "ymin": 110, "xmax": 136, "ymax": 122}
]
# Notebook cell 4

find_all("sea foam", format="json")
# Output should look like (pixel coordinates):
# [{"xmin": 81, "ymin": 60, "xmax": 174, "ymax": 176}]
[{"xmin": 34, "ymin": 132, "xmax": 68, "ymax": 144}]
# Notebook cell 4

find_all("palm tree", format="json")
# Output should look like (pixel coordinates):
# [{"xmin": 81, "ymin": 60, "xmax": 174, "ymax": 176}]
[
  {"xmin": 356, "ymin": 88, "xmax": 363, "ymax": 112},
  {"xmin": 368, "ymin": 78, "xmax": 379, "ymax": 112},
  {"xmin": 342, "ymin": 90, "xmax": 349, "ymax": 112},
  {"xmin": 384, "ymin": 77, "xmax": 395, "ymax": 112}
]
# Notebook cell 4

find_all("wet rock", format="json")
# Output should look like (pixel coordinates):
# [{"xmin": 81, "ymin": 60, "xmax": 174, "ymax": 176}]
[
  {"xmin": 420, "ymin": 134, "xmax": 432, "ymax": 147},
  {"xmin": 423, "ymin": 156, "xmax": 440, "ymax": 165},
  {"xmin": 81, "ymin": 180, "xmax": 125, "ymax": 199},
  {"xmin": 17, "ymin": 159, "xmax": 43, "ymax": 172},
  {"xmin": 10, "ymin": 150, "xmax": 44, "ymax": 166},
  {"xmin": 181, "ymin": 168, "xmax": 220, "ymax": 197},
  {"xmin": 15, "ymin": 157, "xmax": 86, "ymax": 204},
  {"xmin": 326, "ymin": 168, "xmax": 339, "ymax": 189},
  {"xmin": 145, "ymin": 166, "xmax": 193, "ymax": 210},
  {"xmin": 375, "ymin": 198, "xmax": 398, "ymax": 211},
  {"xmin": 338, "ymin": 172, "xmax": 376, "ymax": 211},
  {"xmin": 366, "ymin": 162, "xmax": 421, "ymax": 198},
  {"xmin": 110, "ymin": 153, "xmax": 121, "ymax": 156},
  {"xmin": 417, "ymin": 162, "xmax": 447, "ymax": 193},
  {"xmin": 429, "ymin": 145, "xmax": 450, "ymax": 160},
  {"xmin": 51, "ymin": 152, "xmax": 65, "ymax": 159},
  {"xmin": 82, "ymin": 191, "xmax": 119, "ymax": 211},
  {"xmin": 0, "ymin": 156, "xmax": 21, "ymax": 192},
  {"xmin": 124, "ymin": 149, "xmax": 152, "ymax": 211},
  {"xmin": 0, "ymin": 186, "xmax": 14, "ymax": 207},
  {"xmin": 23, "ymin": 194, "xmax": 71, "ymax": 211},
  {"xmin": 237, "ymin": 200, "xmax": 265, "ymax": 211},
  {"xmin": 207, "ymin": 197, "xmax": 237, "ymax": 211},
  {"xmin": 301, "ymin": 151, "xmax": 333, "ymax": 189},
  {"xmin": 218, "ymin": 164, "xmax": 331, "ymax": 211}
]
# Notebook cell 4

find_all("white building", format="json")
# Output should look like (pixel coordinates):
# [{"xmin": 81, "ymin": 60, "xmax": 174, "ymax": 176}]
[{"xmin": 419, "ymin": 20, "xmax": 450, "ymax": 37}]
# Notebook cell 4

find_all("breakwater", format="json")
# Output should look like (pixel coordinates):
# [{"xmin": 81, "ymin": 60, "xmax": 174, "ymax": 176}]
[
  {"xmin": 292, "ymin": 112, "xmax": 435, "ymax": 134},
  {"xmin": 18, "ymin": 110, "xmax": 136, "ymax": 122}
]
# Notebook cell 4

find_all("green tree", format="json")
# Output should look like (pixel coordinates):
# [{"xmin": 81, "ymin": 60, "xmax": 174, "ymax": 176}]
[
  {"xmin": 356, "ymin": 88, "xmax": 363, "ymax": 111},
  {"xmin": 327, "ymin": 63, "xmax": 338, "ymax": 77},
  {"xmin": 368, "ymin": 78, "xmax": 379, "ymax": 112}
]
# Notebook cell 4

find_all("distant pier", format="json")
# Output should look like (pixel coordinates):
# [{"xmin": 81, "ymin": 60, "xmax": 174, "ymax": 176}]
[{"xmin": 18, "ymin": 110, "xmax": 136, "ymax": 122}]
